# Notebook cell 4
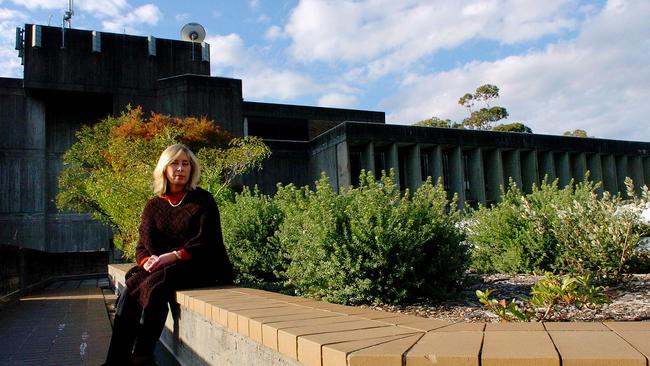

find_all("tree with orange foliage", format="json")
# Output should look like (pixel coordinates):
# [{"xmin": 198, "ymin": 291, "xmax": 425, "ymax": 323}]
[{"xmin": 57, "ymin": 106, "xmax": 270, "ymax": 259}]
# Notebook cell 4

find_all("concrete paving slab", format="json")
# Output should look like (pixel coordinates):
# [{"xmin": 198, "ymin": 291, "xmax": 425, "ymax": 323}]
[
  {"xmin": 544, "ymin": 322, "xmax": 609, "ymax": 331},
  {"xmin": 482, "ymin": 331, "xmax": 560, "ymax": 366},
  {"xmin": 346, "ymin": 333, "xmax": 424, "ymax": 366},
  {"xmin": 434, "ymin": 322, "xmax": 486, "ymax": 332},
  {"xmin": 0, "ymin": 284, "xmax": 112, "ymax": 366},
  {"xmin": 298, "ymin": 326, "xmax": 420, "ymax": 366},
  {"xmin": 376, "ymin": 314, "xmax": 432, "ymax": 325},
  {"xmin": 405, "ymin": 331, "xmax": 483, "ymax": 366},
  {"xmin": 318, "ymin": 334, "xmax": 416, "ymax": 366},
  {"xmin": 304, "ymin": 301, "xmax": 375, "ymax": 315},
  {"xmin": 604, "ymin": 322, "xmax": 650, "ymax": 331},
  {"xmin": 614, "ymin": 331, "xmax": 650, "ymax": 361},
  {"xmin": 396, "ymin": 319, "xmax": 452, "ymax": 332},
  {"xmin": 261, "ymin": 315, "xmax": 355, "ymax": 350},
  {"xmin": 238, "ymin": 307, "xmax": 336, "ymax": 336},
  {"xmin": 485, "ymin": 322, "xmax": 545, "ymax": 331},
  {"xmin": 350, "ymin": 309, "xmax": 398, "ymax": 320},
  {"xmin": 548, "ymin": 330, "xmax": 647, "ymax": 366},
  {"xmin": 277, "ymin": 320, "xmax": 390, "ymax": 359}
]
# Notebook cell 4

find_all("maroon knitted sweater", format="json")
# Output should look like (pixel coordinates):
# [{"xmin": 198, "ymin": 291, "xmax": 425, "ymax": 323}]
[{"xmin": 125, "ymin": 187, "xmax": 233, "ymax": 307}]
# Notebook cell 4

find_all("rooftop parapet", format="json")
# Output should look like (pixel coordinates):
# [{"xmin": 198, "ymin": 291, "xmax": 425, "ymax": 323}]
[{"xmin": 20, "ymin": 24, "xmax": 210, "ymax": 93}]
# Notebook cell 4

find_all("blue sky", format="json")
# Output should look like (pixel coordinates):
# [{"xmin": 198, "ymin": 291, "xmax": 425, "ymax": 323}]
[{"xmin": 1, "ymin": 0, "xmax": 649, "ymax": 141}]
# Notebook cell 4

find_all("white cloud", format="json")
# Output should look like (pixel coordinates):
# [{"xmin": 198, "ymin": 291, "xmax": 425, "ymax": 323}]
[
  {"xmin": 243, "ymin": 69, "xmax": 318, "ymax": 100},
  {"xmin": 101, "ymin": 3, "xmax": 161, "ymax": 34},
  {"xmin": 255, "ymin": 14, "xmax": 270, "ymax": 23},
  {"xmin": 204, "ymin": 33, "xmax": 247, "ymax": 69},
  {"xmin": 8, "ymin": 0, "xmax": 161, "ymax": 34},
  {"xmin": 317, "ymin": 93, "xmax": 358, "ymax": 108},
  {"xmin": 175, "ymin": 13, "xmax": 190, "ymax": 22},
  {"xmin": 264, "ymin": 25, "xmax": 283, "ymax": 40},
  {"xmin": 10, "ymin": 0, "xmax": 130, "ymax": 19},
  {"xmin": 205, "ymin": 32, "xmax": 320, "ymax": 101},
  {"xmin": 77, "ymin": 0, "xmax": 129, "ymax": 18},
  {"xmin": 382, "ymin": 0, "xmax": 650, "ymax": 140},
  {"xmin": 283, "ymin": 0, "xmax": 579, "ymax": 81},
  {"xmin": 0, "ymin": 7, "xmax": 27, "ymax": 78},
  {"xmin": 9, "ymin": 0, "xmax": 68, "ymax": 11}
]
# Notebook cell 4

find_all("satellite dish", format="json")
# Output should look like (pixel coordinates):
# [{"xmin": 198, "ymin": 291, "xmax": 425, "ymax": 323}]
[{"xmin": 180, "ymin": 23, "xmax": 206, "ymax": 43}]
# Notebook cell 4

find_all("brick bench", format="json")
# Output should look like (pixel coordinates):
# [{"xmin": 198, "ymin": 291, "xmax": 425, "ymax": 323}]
[{"xmin": 108, "ymin": 264, "xmax": 650, "ymax": 366}]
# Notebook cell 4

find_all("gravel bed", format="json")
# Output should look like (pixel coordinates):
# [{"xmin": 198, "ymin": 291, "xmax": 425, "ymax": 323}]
[{"xmin": 364, "ymin": 273, "xmax": 650, "ymax": 322}]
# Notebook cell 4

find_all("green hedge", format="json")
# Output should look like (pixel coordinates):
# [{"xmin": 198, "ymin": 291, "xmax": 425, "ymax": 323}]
[
  {"xmin": 221, "ymin": 172, "xmax": 470, "ymax": 304},
  {"xmin": 468, "ymin": 178, "xmax": 649, "ymax": 280},
  {"xmin": 221, "ymin": 187, "xmax": 286, "ymax": 283}
]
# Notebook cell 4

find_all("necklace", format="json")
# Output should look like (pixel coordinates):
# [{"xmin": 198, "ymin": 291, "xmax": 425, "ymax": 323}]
[{"xmin": 166, "ymin": 192, "xmax": 188, "ymax": 207}]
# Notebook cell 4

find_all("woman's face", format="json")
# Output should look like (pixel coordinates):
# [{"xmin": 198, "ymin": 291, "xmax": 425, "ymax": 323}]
[{"xmin": 166, "ymin": 152, "xmax": 192, "ymax": 192}]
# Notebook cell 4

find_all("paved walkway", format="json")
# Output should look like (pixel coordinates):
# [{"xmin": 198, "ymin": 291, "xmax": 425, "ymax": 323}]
[{"xmin": 0, "ymin": 278, "xmax": 113, "ymax": 366}]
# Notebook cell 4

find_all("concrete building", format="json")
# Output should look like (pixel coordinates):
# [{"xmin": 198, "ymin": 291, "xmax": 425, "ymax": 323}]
[{"xmin": 2, "ymin": 24, "xmax": 650, "ymax": 253}]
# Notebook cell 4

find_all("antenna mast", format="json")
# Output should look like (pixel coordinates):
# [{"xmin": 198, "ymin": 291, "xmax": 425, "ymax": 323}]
[
  {"xmin": 64, "ymin": 0, "xmax": 74, "ymax": 28},
  {"xmin": 61, "ymin": 0, "xmax": 74, "ymax": 48}
]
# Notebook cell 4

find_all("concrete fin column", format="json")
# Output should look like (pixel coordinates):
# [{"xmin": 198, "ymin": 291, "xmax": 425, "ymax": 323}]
[
  {"xmin": 448, "ymin": 146, "xmax": 465, "ymax": 208},
  {"xmin": 428, "ymin": 145, "xmax": 443, "ymax": 186},
  {"xmin": 502, "ymin": 149, "xmax": 522, "ymax": 190},
  {"xmin": 92, "ymin": 31, "xmax": 101, "ymax": 53},
  {"xmin": 628, "ymin": 156, "xmax": 644, "ymax": 194},
  {"xmin": 601, "ymin": 154, "xmax": 618, "ymax": 194},
  {"xmin": 521, "ymin": 150, "xmax": 539, "ymax": 193},
  {"xmin": 468, "ymin": 147, "xmax": 486, "ymax": 206},
  {"xmin": 484, "ymin": 149, "xmax": 504, "ymax": 204},
  {"xmin": 615, "ymin": 155, "xmax": 629, "ymax": 197},
  {"xmin": 406, "ymin": 144, "xmax": 422, "ymax": 193},
  {"xmin": 537, "ymin": 151, "xmax": 556, "ymax": 185},
  {"xmin": 336, "ymin": 141, "xmax": 351, "ymax": 192},
  {"xmin": 147, "ymin": 36, "xmax": 156, "ymax": 56},
  {"xmin": 386, "ymin": 143, "xmax": 400, "ymax": 188},
  {"xmin": 555, "ymin": 152, "xmax": 571, "ymax": 188},
  {"xmin": 644, "ymin": 157, "xmax": 650, "ymax": 190},
  {"xmin": 571, "ymin": 152, "xmax": 587, "ymax": 183},
  {"xmin": 29, "ymin": 96, "xmax": 46, "ymax": 251},
  {"xmin": 587, "ymin": 153, "xmax": 604, "ymax": 196},
  {"xmin": 360, "ymin": 142, "xmax": 375, "ymax": 178}
]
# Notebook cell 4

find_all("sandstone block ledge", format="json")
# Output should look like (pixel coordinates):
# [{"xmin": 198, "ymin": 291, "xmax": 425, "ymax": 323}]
[{"xmin": 108, "ymin": 264, "xmax": 650, "ymax": 366}]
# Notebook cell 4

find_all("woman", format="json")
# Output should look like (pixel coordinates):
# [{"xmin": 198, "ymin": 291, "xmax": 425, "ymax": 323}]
[{"xmin": 104, "ymin": 144, "xmax": 234, "ymax": 366}]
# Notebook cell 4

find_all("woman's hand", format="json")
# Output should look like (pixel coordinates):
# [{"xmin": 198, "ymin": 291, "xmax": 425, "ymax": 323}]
[{"xmin": 143, "ymin": 252, "xmax": 178, "ymax": 272}]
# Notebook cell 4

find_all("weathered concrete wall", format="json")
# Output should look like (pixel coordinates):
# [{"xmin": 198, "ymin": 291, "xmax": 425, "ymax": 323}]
[
  {"xmin": 23, "ymin": 25, "xmax": 209, "ymax": 93},
  {"xmin": 335, "ymin": 122, "xmax": 650, "ymax": 206},
  {"xmin": 160, "ymin": 308, "xmax": 305, "ymax": 366},
  {"xmin": 0, "ymin": 244, "xmax": 108, "ymax": 299},
  {"xmin": 309, "ymin": 124, "xmax": 346, "ymax": 190},
  {"xmin": 240, "ymin": 141, "xmax": 310, "ymax": 194},
  {"xmin": 157, "ymin": 75, "xmax": 244, "ymax": 137},
  {"xmin": 243, "ymin": 101, "xmax": 384, "ymax": 141},
  {"xmin": 0, "ymin": 79, "xmax": 46, "ymax": 250}
]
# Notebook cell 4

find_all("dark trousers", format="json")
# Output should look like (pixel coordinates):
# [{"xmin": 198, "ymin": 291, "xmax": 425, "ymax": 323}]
[{"xmin": 105, "ymin": 287, "xmax": 169, "ymax": 364}]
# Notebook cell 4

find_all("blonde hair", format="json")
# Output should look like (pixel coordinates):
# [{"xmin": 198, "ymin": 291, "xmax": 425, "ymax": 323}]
[{"xmin": 153, "ymin": 144, "xmax": 201, "ymax": 197}]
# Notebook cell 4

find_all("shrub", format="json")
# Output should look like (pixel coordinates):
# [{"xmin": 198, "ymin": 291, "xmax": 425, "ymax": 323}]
[
  {"xmin": 221, "ymin": 187, "xmax": 286, "ymax": 283},
  {"xmin": 552, "ymin": 179, "xmax": 649, "ymax": 279},
  {"xmin": 469, "ymin": 177, "xmax": 650, "ymax": 280},
  {"xmin": 277, "ymin": 171, "xmax": 469, "ymax": 304}
]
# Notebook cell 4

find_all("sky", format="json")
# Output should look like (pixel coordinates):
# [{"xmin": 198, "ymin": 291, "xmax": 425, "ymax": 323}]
[{"xmin": 1, "ymin": 0, "xmax": 649, "ymax": 141}]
